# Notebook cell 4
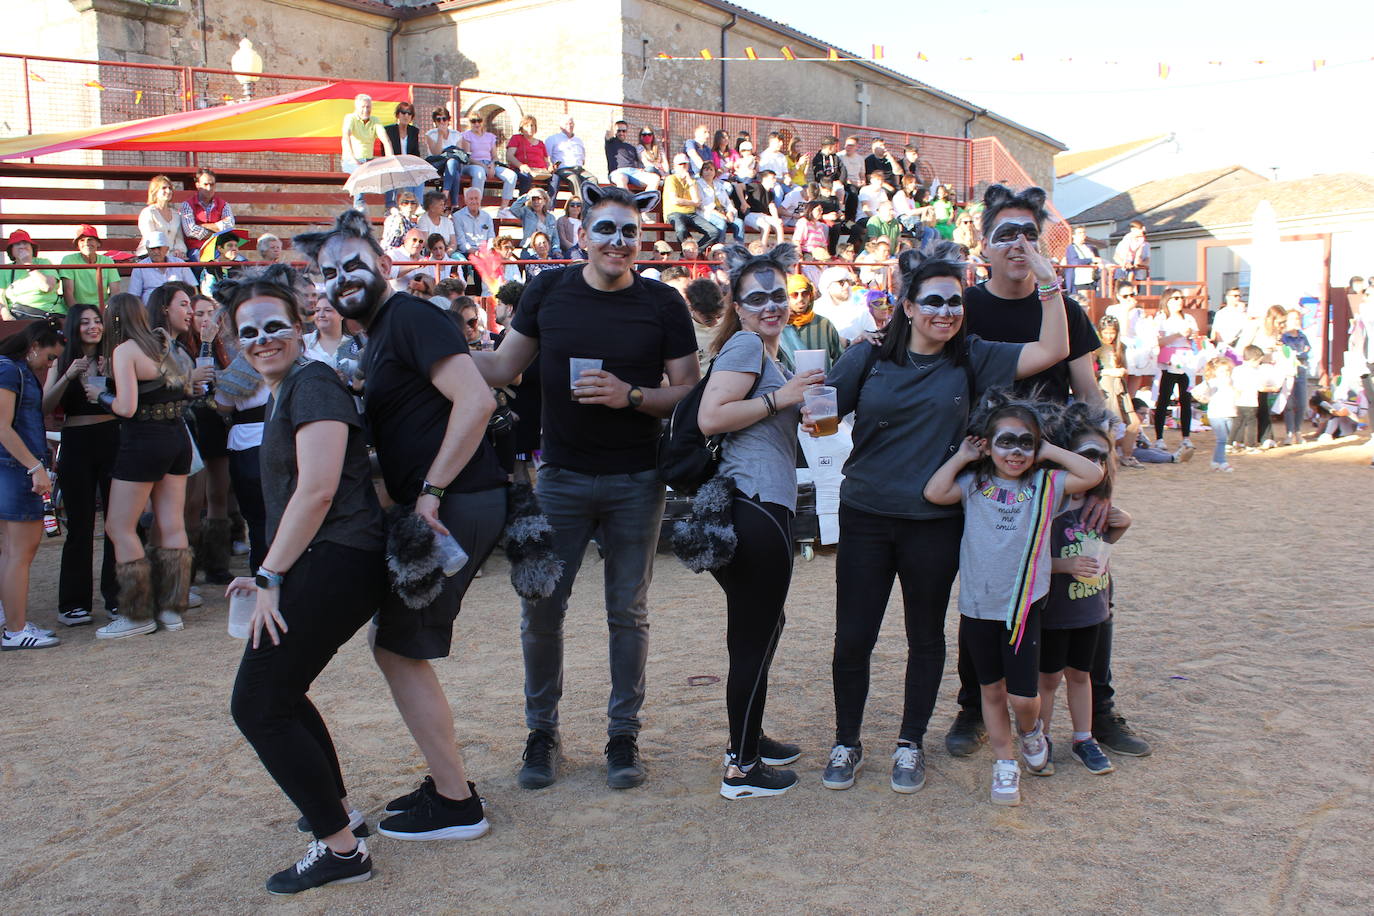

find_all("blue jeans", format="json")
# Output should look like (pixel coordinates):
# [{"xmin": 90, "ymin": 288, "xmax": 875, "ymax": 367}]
[
  {"xmin": 668, "ymin": 211, "xmax": 722, "ymax": 245},
  {"xmin": 521, "ymin": 466, "xmax": 664, "ymax": 737},
  {"xmin": 1210, "ymin": 417, "xmax": 1231, "ymax": 463},
  {"xmin": 1283, "ymin": 374, "xmax": 1307, "ymax": 437},
  {"xmin": 701, "ymin": 210, "xmax": 744, "ymax": 242},
  {"xmin": 468, "ymin": 161, "xmax": 518, "ymax": 203},
  {"xmin": 549, "ymin": 167, "xmax": 589, "ymax": 202}
]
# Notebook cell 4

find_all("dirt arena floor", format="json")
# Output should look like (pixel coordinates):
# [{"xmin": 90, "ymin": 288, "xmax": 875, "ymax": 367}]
[{"xmin": 4, "ymin": 431, "xmax": 1372, "ymax": 914}]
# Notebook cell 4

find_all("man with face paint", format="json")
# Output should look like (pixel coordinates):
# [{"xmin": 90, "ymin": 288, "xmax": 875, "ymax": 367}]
[
  {"xmin": 293, "ymin": 210, "xmax": 508, "ymax": 841},
  {"xmin": 471, "ymin": 184, "xmax": 699, "ymax": 791},
  {"xmin": 948, "ymin": 184, "xmax": 1153, "ymax": 761}
]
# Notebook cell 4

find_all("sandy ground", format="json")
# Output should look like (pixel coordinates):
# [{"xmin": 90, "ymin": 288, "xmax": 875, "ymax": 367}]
[{"xmin": 3, "ymin": 430, "xmax": 1373, "ymax": 915}]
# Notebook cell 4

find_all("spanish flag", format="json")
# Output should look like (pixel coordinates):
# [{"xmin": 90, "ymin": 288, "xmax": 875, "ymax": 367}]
[
  {"xmin": 0, "ymin": 80, "xmax": 412, "ymax": 160},
  {"xmin": 828, "ymin": 48, "xmax": 839, "ymax": 61},
  {"xmin": 780, "ymin": 46, "xmax": 796, "ymax": 61},
  {"xmin": 871, "ymin": 44, "xmax": 883, "ymax": 60},
  {"xmin": 1012, "ymin": 53, "xmax": 1024, "ymax": 61},
  {"xmin": 917, "ymin": 52, "xmax": 928, "ymax": 62},
  {"xmin": 1158, "ymin": 62, "xmax": 1170, "ymax": 79},
  {"xmin": 744, "ymin": 47, "xmax": 758, "ymax": 60}
]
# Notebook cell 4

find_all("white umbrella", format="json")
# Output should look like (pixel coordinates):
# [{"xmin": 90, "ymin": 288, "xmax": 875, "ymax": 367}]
[{"xmin": 343, "ymin": 154, "xmax": 439, "ymax": 195}]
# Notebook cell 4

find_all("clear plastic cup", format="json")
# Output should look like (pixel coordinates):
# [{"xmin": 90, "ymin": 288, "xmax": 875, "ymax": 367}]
[
  {"xmin": 227, "ymin": 591, "xmax": 255, "ymax": 639},
  {"xmin": 85, "ymin": 375, "xmax": 107, "ymax": 391},
  {"xmin": 804, "ymin": 385, "xmax": 839, "ymax": 436},
  {"xmin": 1075, "ymin": 538, "xmax": 1112, "ymax": 583},
  {"xmin": 569, "ymin": 357, "xmax": 603, "ymax": 402},
  {"xmin": 793, "ymin": 349, "xmax": 826, "ymax": 376}
]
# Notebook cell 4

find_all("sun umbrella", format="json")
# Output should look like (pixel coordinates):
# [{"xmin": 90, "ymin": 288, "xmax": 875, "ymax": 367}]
[{"xmin": 343, "ymin": 154, "xmax": 440, "ymax": 195}]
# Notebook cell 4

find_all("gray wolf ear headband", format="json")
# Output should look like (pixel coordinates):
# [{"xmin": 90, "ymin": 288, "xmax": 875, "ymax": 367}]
[{"xmin": 580, "ymin": 183, "xmax": 660, "ymax": 215}]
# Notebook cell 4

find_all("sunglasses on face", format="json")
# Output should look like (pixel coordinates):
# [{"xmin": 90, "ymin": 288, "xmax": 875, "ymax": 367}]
[
  {"xmin": 916, "ymin": 294, "xmax": 964, "ymax": 316},
  {"xmin": 738, "ymin": 289, "xmax": 789, "ymax": 311},
  {"xmin": 466, "ymin": 317, "xmax": 480, "ymax": 327},
  {"xmin": 988, "ymin": 220, "xmax": 1040, "ymax": 246},
  {"xmin": 992, "ymin": 432, "xmax": 1036, "ymax": 452},
  {"xmin": 435, "ymin": 116, "xmax": 450, "ymax": 122}
]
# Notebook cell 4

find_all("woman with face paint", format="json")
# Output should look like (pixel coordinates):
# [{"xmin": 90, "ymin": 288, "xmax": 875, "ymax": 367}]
[
  {"xmin": 924, "ymin": 393, "xmax": 1103, "ymax": 806},
  {"xmin": 219, "ymin": 265, "xmax": 388, "ymax": 895},
  {"xmin": 816, "ymin": 243, "xmax": 1070, "ymax": 796},
  {"xmin": 86, "ymin": 287, "xmax": 210, "ymax": 639},
  {"xmin": 695, "ymin": 244, "xmax": 823, "ymax": 798},
  {"xmin": 41, "ymin": 304, "xmax": 119, "ymax": 626}
]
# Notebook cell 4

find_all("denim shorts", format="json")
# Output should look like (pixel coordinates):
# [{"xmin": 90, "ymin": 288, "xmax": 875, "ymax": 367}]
[{"xmin": 0, "ymin": 461, "xmax": 44, "ymax": 521}]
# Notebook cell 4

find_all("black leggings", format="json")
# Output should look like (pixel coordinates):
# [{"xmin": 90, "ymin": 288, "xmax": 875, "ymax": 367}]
[
  {"xmin": 832, "ymin": 505, "xmax": 963, "ymax": 748},
  {"xmin": 1256, "ymin": 391, "xmax": 1274, "ymax": 443},
  {"xmin": 709, "ymin": 494, "xmax": 793, "ymax": 764},
  {"xmin": 57, "ymin": 421, "xmax": 119, "ymax": 613},
  {"xmin": 1154, "ymin": 370, "xmax": 1193, "ymax": 440},
  {"xmin": 231, "ymin": 541, "xmax": 386, "ymax": 839},
  {"xmin": 229, "ymin": 446, "xmax": 267, "ymax": 574}
]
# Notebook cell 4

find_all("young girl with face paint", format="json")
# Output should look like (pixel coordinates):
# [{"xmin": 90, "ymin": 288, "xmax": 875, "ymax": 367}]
[
  {"xmin": 924, "ymin": 394, "xmax": 1103, "ymax": 806},
  {"xmin": 218, "ymin": 265, "xmax": 390, "ymax": 895},
  {"xmin": 696, "ymin": 243, "xmax": 824, "ymax": 798}
]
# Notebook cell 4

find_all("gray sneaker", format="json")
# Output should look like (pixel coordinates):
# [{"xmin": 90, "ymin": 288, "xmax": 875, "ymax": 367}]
[
  {"xmin": 821, "ymin": 743, "xmax": 864, "ymax": 790},
  {"xmin": 890, "ymin": 743, "xmax": 926, "ymax": 794}
]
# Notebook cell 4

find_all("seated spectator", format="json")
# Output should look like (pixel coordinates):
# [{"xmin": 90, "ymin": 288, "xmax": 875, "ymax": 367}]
[
  {"xmin": 679, "ymin": 238, "xmax": 711, "ymax": 280},
  {"xmin": 856, "ymin": 237, "xmax": 894, "ymax": 289},
  {"xmin": 808, "ymin": 135, "xmax": 846, "ymax": 186},
  {"xmin": 125, "ymin": 231, "xmax": 196, "ymax": 303},
  {"xmin": 952, "ymin": 212, "xmax": 982, "ymax": 261},
  {"xmin": 138, "ymin": 175, "xmax": 187, "ymax": 259},
  {"xmin": 510, "ymin": 187, "xmax": 561, "ymax": 256},
  {"xmin": 423, "ymin": 233, "xmax": 456, "ymax": 284},
  {"xmin": 60, "ymin": 225, "xmax": 120, "ymax": 308},
  {"xmin": 742, "ymin": 171, "xmax": 786, "ymax": 247},
  {"xmin": 664, "ymin": 154, "xmax": 723, "ymax": 247},
  {"xmin": 892, "ymin": 174, "xmax": 927, "ymax": 230},
  {"xmin": 461, "ymin": 113, "xmax": 519, "ymax": 216},
  {"xmin": 418, "ymin": 190, "xmax": 458, "ymax": 252},
  {"xmin": 785, "ymin": 134, "xmax": 809, "ymax": 188},
  {"xmin": 521, "ymin": 232, "xmax": 558, "ymax": 278},
  {"xmin": 340, "ymin": 93, "xmax": 393, "ymax": 211},
  {"xmin": 0, "ymin": 230, "xmax": 62, "ymax": 319},
  {"xmin": 507, "ymin": 115, "xmax": 551, "ymax": 195},
  {"xmin": 545, "ymin": 116, "xmax": 589, "ymax": 201},
  {"xmin": 778, "ymin": 180, "xmax": 811, "ymax": 226},
  {"xmin": 387, "ymin": 228, "xmax": 429, "ymax": 292},
  {"xmin": 407, "ymin": 271, "xmax": 438, "ymax": 302},
  {"xmin": 636, "ymin": 127, "xmax": 670, "ymax": 182},
  {"xmin": 856, "ymin": 169, "xmax": 891, "ymax": 219},
  {"xmin": 812, "ymin": 265, "xmax": 865, "ymax": 337},
  {"xmin": 424, "ymin": 105, "xmax": 467, "ymax": 206},
  {"xmin": 639, "ymin": 240, "xmax": 676, "ymax": 281},
  {"xmin": 607, "ymin": 120, "xmax": 660, "ymax": 191},
  {"xmin": 696, "ymin": 161, "xmax": 744, "ymax": 243},
  {"xmin": 253, "ymin": 233, "xmax": 285, "ymax": 264},
  {"xmin": 199, "ymin": 229, "xmax": 248, "ymax": 298},
  {"xmin": 453, "ymin": 186, "xmax": 497, "ymax": 257},
  {"xmin": 757, "ymin": 131, "xmax": 792, "ymax": 185},
  {"xmin": 682, "ymin": 273, "xmax": 724, "ymax": 373},
  {"xmin": 838, "ymin": 288, "xmax": 897, "ymax": 342},
  {"xmin": 179, "ymin": 168, "xmax": 234, "ymax": 261},
  {"xmin": 555, "ymin": 199, "xmax": 585, "ymax": 260},
  {"xmin": 863, "ymin": 137, "xmax": 901, "ymax": 186},
  {"xmin": 838, "ymin": 136, "xmax": 866, "ymax": 220},
  {"xmin": 865, "ymin": 199, "xmax": 902, "ymax": 250},
  {"xmin": 383, "ymin": 100, "xmax": 424, "ymax": 210},
  {"xmin": 897, "ymin": 143, "xmax": 927, "ymax": 188},
  {"xmin": 382, "ymin": 191, "xmax": 423, "ymax": 250},
  {"xmin": 709, "ymin": 130, "xmax": 739, "ymax": 178},
  {"xmin": 732, "ymin": 139, "xmax": 759, "ymax": 183},
  {"xmin": 684, "ymin": 124, "xmax": 712, "ymax": 175},
  {"xmin": 779, "ymin": 273, "xmax": 844, "ymax": 372},
  {"xmin": 658, "ymin": 264, "xmax": 692, "ymax": 299},
  {"xmin": 792, "ymin": 199, "xmax": 830, "ymax": 255},
  {"xmin": 931, "ymin": 183, "xmax": 957, "ymax": 239},
  {"xmin": 486, "ymin": 235, "xmax": 524, "ymax": 292}
]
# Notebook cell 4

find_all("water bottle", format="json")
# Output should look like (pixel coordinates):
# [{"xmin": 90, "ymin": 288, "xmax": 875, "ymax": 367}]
[{"xmin": 42, "ymin": 493, "xmax": 61, "ymax": 538}]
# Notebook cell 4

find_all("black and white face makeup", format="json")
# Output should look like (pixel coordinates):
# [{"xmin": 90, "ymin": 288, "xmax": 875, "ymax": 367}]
[
  {"xmin": 906, "ymin": 275, "xmax": 963, "ymax": 351},
  {"xmin": 734, "ymin": 268, "xmax": 788, "ymax": 338},
  {"xmin": 989, "ymin": 417, "xmax": 1036, "ymax": 479},
  {"xmin": 982, "ymin": 206, "xmax": 1039, "ymax": 284},
  {"xmin": 581, "ymin": 202, "xmax": 641, "ymax": 277},
  {"xmin": 986, "ymin": 218, "xmax": 1041, "ymax": 249},
  {"xmin": 318, "ymin": 236, "xmax": 390, "ymax": 322},
  {"xmin": 235, "ymin": 295, "xmax": 301, "ymax": 381}
]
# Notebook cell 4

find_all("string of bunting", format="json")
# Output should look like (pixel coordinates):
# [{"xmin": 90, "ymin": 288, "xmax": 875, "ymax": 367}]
[{"xmin": 26, "ymin": 70, "xmax": 239, "ymax": 103}]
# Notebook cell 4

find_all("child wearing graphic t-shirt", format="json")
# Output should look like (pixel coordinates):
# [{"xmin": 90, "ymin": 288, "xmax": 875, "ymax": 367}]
[{"xmin": 925, "ymin": 394, "xmax": 1104, "ymax": 807}]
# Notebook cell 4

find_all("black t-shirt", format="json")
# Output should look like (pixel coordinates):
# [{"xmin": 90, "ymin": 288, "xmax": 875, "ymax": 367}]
[
  {"xmin": 962, "ymin": 282, "xmax": 1100, "ymax": 403},
  {"xmin": 605, "ymin": 137, "xmax": 640, "ymax": 171},
  {"xmin": 511, "ymin": 266, "xmax": 697, "ymax": 474},
  {"xmin": 362, "ymin": 292, "xmax": 506, "ymax": 502},
  {"xmin": 863, "ymin": 153, "xmax": 892, "ymax": 181},
  {"xmin": 743, "ymin": 182, "xmax": 773, "ymax": 215},
  {"xmin": 262, "ymin": 359, "xmax": 385, "ymax": 552}
]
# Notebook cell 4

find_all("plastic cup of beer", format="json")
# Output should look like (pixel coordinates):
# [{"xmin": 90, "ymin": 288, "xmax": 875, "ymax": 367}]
[
  {"xmin": 569, "ymin": 357, "xmax": 603, "ymax": 402},
  {"xmin": 227, "ymin": 590, "xmax": 255, "ymax": 640},
  {"xmin": 804, "ymin": 385, "xmax": 839, "ymax": 436},
  {"xmin": 793, "ymin": 349, "xmax": 826, "ymax": 376}
]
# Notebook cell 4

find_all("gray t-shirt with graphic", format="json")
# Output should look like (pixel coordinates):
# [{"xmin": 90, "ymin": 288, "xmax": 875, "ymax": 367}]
[
  {"xmin": 714, "ymin": 330, "xmax": 800, "ymax": 511},
  {"xmin": 956, "ymin": 467, "xmax": 1068, "ymax": 621}
]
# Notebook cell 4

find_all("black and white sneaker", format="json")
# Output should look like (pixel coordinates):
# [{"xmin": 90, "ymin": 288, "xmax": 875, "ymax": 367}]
[
  {"xmin": 296, "ymin": 806, "xmax": 370, "ymax": 838},
  {"xmin": 265, "ymin": 839, "xmax": 371, "ymax": 895},
  {"xmin": 757, "ymin": 734, "xmax": 802, "ymax": 766},
  {"xmin": 378, "ymin": 781, "xmax": 489, "ymax": 841},
  {"xmin": 720, "ymin": 756, "xmax": 798, "ymax": 799},
  {"xmin": 384, "ymin": 775, "xmax": 436, "ymax": 815},
  {"xmin": 1, "ymin": 623, "xmax": 60, "ymax": 650},
  {"xmin": 58, "ymin": 608, "xmax": 93, "ymax": 627}
]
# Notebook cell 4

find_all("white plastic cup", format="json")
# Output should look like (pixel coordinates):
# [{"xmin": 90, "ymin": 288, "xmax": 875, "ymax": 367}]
[
  {"xmin": 86, "ymin": 374, "xmax": 107, "ymax": 391},
  {"xmin": 569, "ymin": 357, "xmax": 603, "ymax": 401},
  {"xmin": 804, "ymin": 385, "xmax": 839, "ymax": 436},
  {"xmin": 227, "ymin": 591, "xmax": 255, "ymax": 639},
  {"xmin": 1075, "ymin": 538, "xmax": 1112, "ymax": 582},
  {"xmin": 793, "ymin": 349, "xmax": 826, "ymax": 376}
]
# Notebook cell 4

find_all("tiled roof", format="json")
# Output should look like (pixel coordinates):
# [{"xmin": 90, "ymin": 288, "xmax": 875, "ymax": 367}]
[
  {"xmin": 1054, "ymin": 135, "xmax": 1169, "ymax": 178},
  {"xmin": 1143, "ymin": 171, "xmax": 1374, "ymax": 234},
  {"xmin": 1071, "ymin": 167, "xmax": 1268, "ymax": 228}
]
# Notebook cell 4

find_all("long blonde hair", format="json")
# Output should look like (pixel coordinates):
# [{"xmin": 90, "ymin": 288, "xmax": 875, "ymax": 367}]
[{"xmin": 103, "ymin": 292, "xmax": 187, "ymax": 388}]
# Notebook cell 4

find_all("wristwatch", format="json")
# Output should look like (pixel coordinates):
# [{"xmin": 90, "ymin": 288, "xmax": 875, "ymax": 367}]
[
  {"xmin": 255, "ymin": 567, "xmax": 285, "ymax": 590},
  {"xmin": 420, "ymin": 481, "xmax": 447, "ymax": 499},
  {"xmin": 626, "ymin": 386, "xmax": 644, "ymax": 409}
]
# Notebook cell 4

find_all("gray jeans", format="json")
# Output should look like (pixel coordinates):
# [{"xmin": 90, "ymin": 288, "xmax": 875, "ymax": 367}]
[{"xmin": 521, "ymin": 466, "xmax": 665, "ymax": 737}]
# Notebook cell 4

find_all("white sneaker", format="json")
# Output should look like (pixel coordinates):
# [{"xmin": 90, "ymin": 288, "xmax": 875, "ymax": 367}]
[
  {"xmin": 58, "ymin": 608, "xmax": 93, "ymax": 627},
  {"xmin": 232, "ymin": 540, "xmax": 250, "ymax": 557},
  {"xmin": 1210, "ymin": 461, "xmax": 1235, "ymax": 473},
  {"xmin": 1, "ymin": 610, "xmax": 55, "ymax": 638},
  {"xmin": 96, "ymin": 616, "xmax": 157, "ymax": 640},
  {"xmin": 157, "ymin": 610, "xmax": 185, "ymax": 631},
  {"xmin": 1180, "ymin": 437, "xmax": 1193, "ymax": 449},
  {"xmin": 1260, "ymin": 438, "xmax": 1276, "ymax": 450},
  {"xmin": 991, "ymin": 759, "xmax": 1021, "ymax": 806},
  {"xmin": 1154, "ymin": 438, "xmax": 1166, "ymax": 450},
  {"xmin": 2, "ymin": 622, "xmax": 61, "ymax": 650},
  {"xmin": 187, "ymin": 588, "xmax": 203, "ymax": 609},
  {"xmin": 1019, "ymin": 720, "xmax": 1051, "ymax": 773},
  {"xmin": 1174, "ymin": 444, "xmax": 1195, "ymax": 463}
]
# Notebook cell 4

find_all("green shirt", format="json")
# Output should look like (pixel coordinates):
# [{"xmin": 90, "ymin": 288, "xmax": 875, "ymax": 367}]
[
  {"xmin": 865, "ymin": 216, "xmax": 901, "ymax": 249},
  {"xmin": 0, "ymin": 259, "xmax": 63, "ymax": 314},
  {"xmin": 59, "ymin": 253, "xmax": 117, "ymax": 306},
  {"xmin": 778, "ymin": 313, "xmax": 845, "ymax": 372}
]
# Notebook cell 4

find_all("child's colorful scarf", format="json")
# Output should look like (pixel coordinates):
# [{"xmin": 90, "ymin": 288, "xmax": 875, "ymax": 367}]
[{"xmin": 1004, "ymin": 468, "xmax": 1061, "ymax": 651}]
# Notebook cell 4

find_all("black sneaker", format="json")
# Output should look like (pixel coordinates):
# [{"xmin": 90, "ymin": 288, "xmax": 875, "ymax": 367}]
[
  {"xmin": 757, "ymin": 734, "xmax": 801, "ymax": 766},
  {"xmin": 384, "ymin": 775, "xmax": 436, "ymax": 815},
  {"xmin": 265, "ymin": 839, "xmax": 371, "ymax": 895},
  {"xmin": 720, "ymin": 756, "xmax": 798, "ymax": 799},
  {"xmin": 296, "ymin": 806, "xmax": 370, "ymax": 838},
  {"xmin": 1093, "ymin": 713, "xmax": 1153, "ymax": 757},
  {"xmin": 377, "ymin": 781, "xmax": 489, "ymax": 841},
  {"xmin": 518, "ymin": 729, "xmax": 559, "ymax": 789},
  {"xmin": 605, "ymin": 734, "xmax": 646, "ymax": 789},
  {"xmin": 944, "ymin": 708, "xmax": 987, "ymax": 758}
]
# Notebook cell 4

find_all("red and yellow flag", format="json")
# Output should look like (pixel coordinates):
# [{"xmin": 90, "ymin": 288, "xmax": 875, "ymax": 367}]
[
  {"xmin": 1158, "ymin": 62, "xmax": 1170, "ymax": 79},
  {"xmin": 744, "ymin": 47, "xmax": 757, "ymax": 60},
  {"xmin": 871, "ymin": 45, "xmax": 884, "ymax": 60},
  {"xmin": 828, "ymin": 48, "xmax": 839, "ymax": 61},
  {"xmin": 1012, "ymin": 53, "xmax": 1024, "ymax": 62},
  {"xmin": 780, "ymin": 46, "xmax": 796, "ymax": 61}
]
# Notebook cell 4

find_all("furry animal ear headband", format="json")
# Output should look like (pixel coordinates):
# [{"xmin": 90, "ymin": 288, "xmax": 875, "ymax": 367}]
[
  {"xmin": 581, "ymin": 183, "xmax": 660, "ymax": 215},
  {"xmin": 210, "ymin": 262, "xmax": 301, "ymax": 311},
  {"xmin": 722, "ymin": 242, "xmax": 799, "ymax": 298},
  {"xmin": 292, "ymin": 209, "xmax": 380, "ymax": 266},
  {"xmin": 967, "ymin": 385, "xmax": 1062, "ymax": 440}
]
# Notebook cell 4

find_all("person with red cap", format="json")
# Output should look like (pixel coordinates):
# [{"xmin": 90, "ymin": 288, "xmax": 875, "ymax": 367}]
[
  {"xmin": 1, "ymin": 230, "xmax": 63, "ymax": 320},
  {"xmin": 59, "ymin": 225, "xmax": 121, "ymax": 309}
]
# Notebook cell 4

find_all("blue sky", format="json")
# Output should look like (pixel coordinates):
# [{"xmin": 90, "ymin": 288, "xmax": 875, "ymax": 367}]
[{"xmin": 731, "ymin": 0, "xmax": 1374, "ymax": 178}]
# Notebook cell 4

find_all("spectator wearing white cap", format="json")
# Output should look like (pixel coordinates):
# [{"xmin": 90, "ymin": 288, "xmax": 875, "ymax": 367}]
[
  {"xmin": 0, "ymin": 230, "xmax": 62, "ymax": 320},
  {"xmin": 126, "ymin": 232, "xmax": 196, "ymax": 303},
  {"xmin": 60, "ymin": 225, "xmax": 121, "ymax": 308}
]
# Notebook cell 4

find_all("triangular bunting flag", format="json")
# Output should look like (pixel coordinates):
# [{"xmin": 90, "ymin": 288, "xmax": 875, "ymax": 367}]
[
  {"xmin": 780, "ymin": 46, "xmax": 795, "ymax": 61},
  {"xmin": 744, "ymin": 47, "xmax": 757, "ymax": 60}
]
